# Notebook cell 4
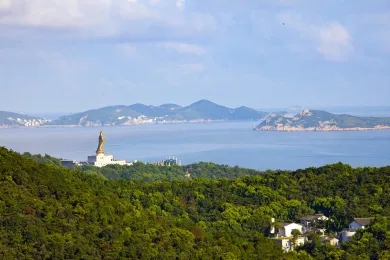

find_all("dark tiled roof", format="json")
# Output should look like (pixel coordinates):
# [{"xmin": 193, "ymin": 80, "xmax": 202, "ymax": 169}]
[{"xmin": 354, "ymin": 218, "xmax": 373, "ymax": 226}]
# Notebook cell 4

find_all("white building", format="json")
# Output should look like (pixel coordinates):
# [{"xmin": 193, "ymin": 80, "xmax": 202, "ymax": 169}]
[
  {"xmin": 87, "ymin": 154, "xmax": 132, "ymax": 167},
  {"xmin": 272, "ymin": 237, "xmax": 307, "ymax": 252},
  {"xmin": 277, "ymin": 223, "xmax": 304, "ymax": 237},
  {"xmin": 349, "ymin": 218, "xmax": 372, "ymax": 231},
  {"xmin": 341, "ymin": 230, "xmax": 356, "ymax": 242},
  {"xmin": 341, "ymin": 217, "xmax": 373, "ymax": 242}
]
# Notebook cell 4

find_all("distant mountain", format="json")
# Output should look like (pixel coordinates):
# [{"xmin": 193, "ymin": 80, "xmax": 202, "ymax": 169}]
[
  {"xmin": 49, "ymin": 106, "xmax": 141, "ymax": 126},
  {"xmin": 0, "ymin": 111, "xmax": 49, "ymax": 128},
  {"xmin": 254, "ymin": 109, "xmax": 390, "ymax": 132},
  {"xmin": 47, "ymin": 100, "xmax": 268, "ymax": 127}
]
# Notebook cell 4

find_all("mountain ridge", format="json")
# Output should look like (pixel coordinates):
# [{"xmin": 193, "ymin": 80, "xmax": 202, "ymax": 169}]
[
  {"xmin": 0, "ymin": 100, "xmax": 268, "ymax": 128},
  {"xmin": 254, "ymin": 109, "xmax": 390, "ymax": 131}
]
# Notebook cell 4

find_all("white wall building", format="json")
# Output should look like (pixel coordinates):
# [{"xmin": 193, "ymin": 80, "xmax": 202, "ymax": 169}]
[
  {"xmin": 277, "ymin": 223, "xmax": 304, "ymax": 237},
  {"xmin": 341, "ymin": 230, "xmax": 356, "ymax": 242},
  {"xmin": 341, "ymin": 218, "xmax": 373, "ymax": 242},
  {"xmin": 349, "ymin": 218, "xmax": 372, "ymax": 231},
  {"xmin": 87, "ymin": 154, "xmax": 132, "ymax": 167},
  {"xmin": 273, "ymin": 237, "xmax": 307, "ymax": 252}
]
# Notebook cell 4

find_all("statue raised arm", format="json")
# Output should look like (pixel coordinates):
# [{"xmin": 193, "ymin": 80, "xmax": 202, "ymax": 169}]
[{"xmin": 96, "ymin": 131, "xmax": 105, "ymax": 154}]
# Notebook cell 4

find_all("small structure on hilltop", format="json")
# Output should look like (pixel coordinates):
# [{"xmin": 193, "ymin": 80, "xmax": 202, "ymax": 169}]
[
  {"xmin": 155, "ymin": 156, "xmax": 182, "ymax": 166},
  {"xmin": 87, "ymin": 131, "xmax": 133, "ymax": 167}
]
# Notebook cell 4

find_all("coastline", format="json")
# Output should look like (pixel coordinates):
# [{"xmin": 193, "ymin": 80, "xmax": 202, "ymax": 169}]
[
  {"xmin": 0, "ymin": 119, "xmax": 256, "ymax": 129},
  {"xmin": 253, "ymin": 125, "xmax": 390, "ymax": 132}
]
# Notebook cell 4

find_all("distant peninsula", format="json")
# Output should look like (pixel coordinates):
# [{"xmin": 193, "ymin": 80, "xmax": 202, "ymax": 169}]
[
  {"xmin": 254, "ymin": 109, "xmax": 390, "ymax": 132},
  {"xmin": 0, "ymin": 111, "xmax": 50, "ymax": 128},
  {"xmin": 0, "ymin": 100, "xmax": 268, "ymax": 128}
]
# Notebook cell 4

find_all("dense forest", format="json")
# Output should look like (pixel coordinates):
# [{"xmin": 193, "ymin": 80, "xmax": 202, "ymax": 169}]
[{"xmin": 1, "ymin": 147, "xmax": 390, "ymax": 259}]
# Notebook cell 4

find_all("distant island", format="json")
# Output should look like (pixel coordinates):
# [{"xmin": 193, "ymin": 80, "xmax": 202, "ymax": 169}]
[
  {"xmin": 0, "ymin": 100, "xmax": 267, "ymax": 128},
  {"xmin": 254, "ymin": 109, "xmax": 390, "ymax": 132}
]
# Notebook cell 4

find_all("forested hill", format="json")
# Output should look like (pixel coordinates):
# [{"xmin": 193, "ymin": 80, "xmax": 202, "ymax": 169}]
[{"xmin": 1, "ymin": 147, "xmax": 390, "ymax": 259}]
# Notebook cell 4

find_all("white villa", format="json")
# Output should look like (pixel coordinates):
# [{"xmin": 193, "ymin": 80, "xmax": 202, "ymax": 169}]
[
  {"xmin": 269, "ymin": 218, "xmax": 306, "ymax": 252},
  {"xmin": 349, "ymin": 218, "xmax": 372, "ymax": 231},
  {"xmin": 341, "ymin": 217, "xmax": 373, "ymax": 242},
  {"xmin": 273, "ymin": 237, "xmax": 308, "ymax": 252},
  {"xmin": 276, "ymin": 222, "xmax": 304, "ymax": 237}
]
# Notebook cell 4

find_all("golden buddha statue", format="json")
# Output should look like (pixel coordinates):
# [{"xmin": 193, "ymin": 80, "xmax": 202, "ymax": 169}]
[{"xmin": 96, "ymin": 131, "xmax": 105, "ymax": 155}]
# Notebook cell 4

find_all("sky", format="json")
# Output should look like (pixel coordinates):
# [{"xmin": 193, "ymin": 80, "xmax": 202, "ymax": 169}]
[{"xmin": 0, "ymin": 0, "xmax": 389, "ymax": 113}]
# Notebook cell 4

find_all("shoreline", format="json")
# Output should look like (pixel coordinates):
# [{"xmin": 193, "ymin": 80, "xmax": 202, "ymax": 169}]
[
  {"xmin": 253, "ymin": 126, "xmax": 390, "ymax": 132},
  {"xmin": 0, "ymin": 119, "xmax": 259, "ymax": 129}
]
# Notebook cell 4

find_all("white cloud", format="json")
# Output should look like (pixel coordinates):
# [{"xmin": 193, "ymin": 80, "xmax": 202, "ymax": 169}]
[
  {"xmin": 316, "ymin": 23, "xmax": 352, "ymax": 61},
  {"xmin": 0, "ymin": 0, "xmax": 11, "ymax": 10},
  {"xmin": 0, "ymin": 0, "xmax": 218, "ymax": 41},
  {"xmin": 176, "ymin": 0, "xmax": 185, "ymax": 10},
  {"xmin": 119, "ymin": 0, "xmax": 159, "ymax": 20},
  {"xmin": 158, "ymin": 42, "xmax": 206, "ymax": 55},
  {"xmin": 0, "ymin": 0, "xmax": 112, "ymax": 28},
  {"xmin": 278, "ymin": 11, "xmax": 353, "ymax": 61}
]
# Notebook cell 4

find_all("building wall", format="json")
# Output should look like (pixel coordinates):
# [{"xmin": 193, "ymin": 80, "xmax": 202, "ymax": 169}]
[
  {"xmin": 274, "ymin": 237, "xmax": 307, "ymax": 252},
  {"xmin": 341, "ymin": 230, "xmax": 356, "ymax": 242},
  {"xmin": 279, "ymin": 223, "xmax": 303, "ymax": 237},
  {"xmin": 349, "ymin": 221, "xmax": 364, "ymax": 231},
  {"xmin": 87, "ymin": 153, "xmax": 130, "ymax": 167},
  {"xmin": 329, "ymin": 238, "xmax": 339, "ymax": 246}
]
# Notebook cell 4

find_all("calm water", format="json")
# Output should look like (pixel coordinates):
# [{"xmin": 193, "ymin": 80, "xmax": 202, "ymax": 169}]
[{"xmin": 1, "ymin": 122, "xmax": 389, "ymax": 170}]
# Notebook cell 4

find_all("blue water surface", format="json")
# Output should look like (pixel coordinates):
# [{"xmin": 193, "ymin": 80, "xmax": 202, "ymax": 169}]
[{"xmin": 1, "ymin": 121, "xmax": 389, "ymax": 170}]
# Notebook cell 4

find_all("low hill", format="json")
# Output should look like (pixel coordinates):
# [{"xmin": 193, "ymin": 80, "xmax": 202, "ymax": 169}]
[
  {"xmin": 254, "ymin": 109, "xmax": 390, "ymax": 131},
  {"xmin": 48, "ymin": 100, "xmax": 268, "ymax": 126},
  {"xmin": 0, "ymin": 111, "xmax": 49, "ymax": 128}
]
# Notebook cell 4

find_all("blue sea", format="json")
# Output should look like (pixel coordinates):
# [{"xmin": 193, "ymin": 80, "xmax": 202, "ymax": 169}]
[{"xmin": 1, "ymin": 122, "xmax": 389, "ymax": 170}]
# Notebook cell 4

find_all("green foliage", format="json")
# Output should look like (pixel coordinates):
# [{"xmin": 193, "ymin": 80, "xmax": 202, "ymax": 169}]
[
  {"xmin": 1, "ymin": 147, "xmax": 389, "ymax": 259},
  {"xmin": 22, "ymin": 152, "xmax": 62, "ymax": 167},
  {"xmin": 76, "ymin": 161, "xmax": 260, "ymax": 182}
]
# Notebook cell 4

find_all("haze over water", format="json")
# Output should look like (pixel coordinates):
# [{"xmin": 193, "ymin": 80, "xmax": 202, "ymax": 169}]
[{"xmin": 1, "ymin": 121, "xmax": 389, "ymax": 170}]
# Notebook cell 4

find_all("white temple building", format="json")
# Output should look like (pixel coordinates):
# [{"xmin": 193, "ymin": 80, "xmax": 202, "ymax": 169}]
[
  {"xmin": 87, "ymin": 154, "xmax": 131, "ymax": 167},
  {"xmin": 87, "ymin": 131, "xmax": 132, "ymax": 167}
]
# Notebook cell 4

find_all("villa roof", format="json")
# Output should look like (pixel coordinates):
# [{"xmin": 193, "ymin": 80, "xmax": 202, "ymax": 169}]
[{"xmin": 353, "ymin": 218, "xmax": 373, "ymax": 226}]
